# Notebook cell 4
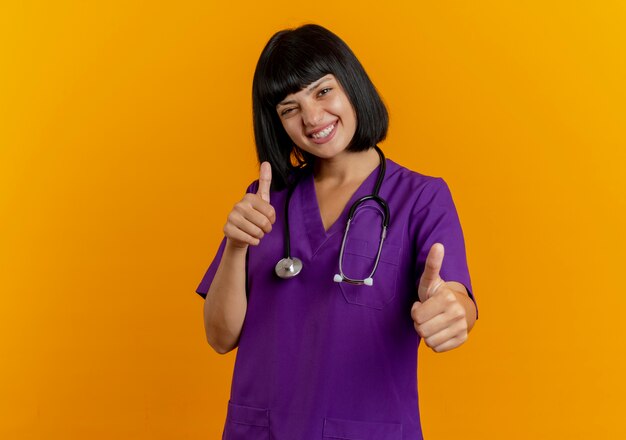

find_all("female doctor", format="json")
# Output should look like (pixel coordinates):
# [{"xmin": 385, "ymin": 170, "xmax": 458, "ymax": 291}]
[{"xmin": 196, "ymin": 24, "xmax": 478, "ymax": 440}]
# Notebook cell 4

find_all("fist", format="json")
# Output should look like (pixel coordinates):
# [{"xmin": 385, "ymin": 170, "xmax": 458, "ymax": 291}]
[
  {"xmin": 411, "ymin": 243, "xmax": 468, "ymax": 353},
  {"xmin": 223, "ymin": 161, "xmax": 276, "ymax": 249}
]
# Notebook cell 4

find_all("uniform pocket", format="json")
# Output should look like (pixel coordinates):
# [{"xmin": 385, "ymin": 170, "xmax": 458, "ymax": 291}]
[
  {"xmin": 337, "ymin": 238, "xmax": 401, "ymax": 310},
  {"xmin": 222, "ymin": 401, "xmax": 269, "ymax": 440},
  {"xmin": 323, "ymin": 417, "xmax": 402, "ymax": 439}
]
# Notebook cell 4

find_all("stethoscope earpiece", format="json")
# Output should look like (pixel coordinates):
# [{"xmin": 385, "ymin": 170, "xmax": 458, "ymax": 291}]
[{"xmin": 333, "ymin": 274, "xmax": 375, "ymax": 286}]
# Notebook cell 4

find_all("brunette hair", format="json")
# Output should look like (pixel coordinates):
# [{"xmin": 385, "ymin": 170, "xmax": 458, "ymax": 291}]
[{"xmin": 252, "ymin": 24, "xmax": 388, "ymax": 190}]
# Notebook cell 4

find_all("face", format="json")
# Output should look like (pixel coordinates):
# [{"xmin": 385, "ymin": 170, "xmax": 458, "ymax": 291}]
[{"xmin": 275, "ymin": 74, "xmax": 357, "ymax": 160}]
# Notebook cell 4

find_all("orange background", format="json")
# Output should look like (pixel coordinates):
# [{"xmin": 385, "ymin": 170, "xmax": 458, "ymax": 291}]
[{"xmin": 1, "ymin": 1, "xmax": 625, "ymax": 439}]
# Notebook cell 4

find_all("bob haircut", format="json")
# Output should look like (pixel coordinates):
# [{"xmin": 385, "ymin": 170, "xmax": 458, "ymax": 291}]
[{"xmin": 252, "ymin": 24, "xmax": 389, "ymax": 190}]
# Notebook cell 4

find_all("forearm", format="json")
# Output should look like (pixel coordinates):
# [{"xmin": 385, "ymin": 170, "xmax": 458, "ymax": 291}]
[{"xmin": 203, "ymin": 240, "xmax": 248, "ymax": 354}]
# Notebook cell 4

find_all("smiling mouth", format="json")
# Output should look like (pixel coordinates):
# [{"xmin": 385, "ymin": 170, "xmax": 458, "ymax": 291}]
[{"xmin": 309, "ymin": 122, "xmax": 336, "ymax": 139}]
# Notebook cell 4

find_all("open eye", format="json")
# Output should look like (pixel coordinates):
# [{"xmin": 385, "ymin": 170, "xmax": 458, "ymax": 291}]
[{"xmin": 318, "ymin": 87, "xmax": 332, "ymax": 97}]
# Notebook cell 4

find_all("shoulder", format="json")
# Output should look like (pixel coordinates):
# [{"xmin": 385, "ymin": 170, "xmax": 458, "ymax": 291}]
[
  {"xmin": 244, "ymin": 167, "xmax": 302, "ymax": 196},
  {"xmin": 385, "ymin": 158, "xmax": 451, "ymax": 204},
  {"xmin": 245, "ymin": 179, "xmax": 260, "ymax": 194}
]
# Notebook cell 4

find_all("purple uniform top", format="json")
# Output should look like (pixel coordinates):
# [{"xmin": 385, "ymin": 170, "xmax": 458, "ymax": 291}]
[{"xmin": 196, "ymin": 158, "xmax": 477, "ymax": 440}]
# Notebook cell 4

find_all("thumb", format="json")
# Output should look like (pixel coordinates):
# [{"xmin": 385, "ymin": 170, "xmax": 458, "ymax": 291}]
[
  {"xmin": 257, "ymin": 161, "xmax": 272, "ymax": 203},
  {"xmin": 418, "ymin": 243, "xmax": 445, "ymax": 302}
]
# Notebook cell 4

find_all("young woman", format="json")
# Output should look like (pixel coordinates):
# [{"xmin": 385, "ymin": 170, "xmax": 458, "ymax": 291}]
[{"xmin": 196, "ymin": 24, "xmax": 478, "ymax": 440}]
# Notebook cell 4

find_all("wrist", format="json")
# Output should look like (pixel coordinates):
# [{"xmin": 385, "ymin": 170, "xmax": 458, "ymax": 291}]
[
  {"xmin": 225, "ymin": 238, "xmax": 249, "ymax": 254},
  {"xmin": 451, "ymin": 289, "xmax": 477, "ymax": 332}
]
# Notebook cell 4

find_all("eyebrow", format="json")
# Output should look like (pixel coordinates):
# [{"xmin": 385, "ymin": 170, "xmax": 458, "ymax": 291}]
[{"xmin": 276, "ymin": 76, "xmax": 333, "ymax": 108}]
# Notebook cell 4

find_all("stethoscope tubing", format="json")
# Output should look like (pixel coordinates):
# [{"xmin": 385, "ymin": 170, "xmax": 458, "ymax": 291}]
[{"xmin": 275, "ymin": 145, "xmax": 389, "ymax": 283}]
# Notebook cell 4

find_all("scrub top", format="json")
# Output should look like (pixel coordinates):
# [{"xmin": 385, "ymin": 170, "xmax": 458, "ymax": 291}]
[{"xmin": 196, "ymin": 158, "xmax": 477, "ymax": 440}]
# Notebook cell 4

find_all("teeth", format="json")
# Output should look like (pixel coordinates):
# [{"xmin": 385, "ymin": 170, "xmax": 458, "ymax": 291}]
[{"xmin": 312, "ymin": 124, "xmax": 335, "ymax": 139}]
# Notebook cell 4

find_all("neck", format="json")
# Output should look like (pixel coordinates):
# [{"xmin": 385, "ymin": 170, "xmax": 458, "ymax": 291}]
[{"xmin": 313, "ymin": 147, "xmax": 381, "ymax": 186}]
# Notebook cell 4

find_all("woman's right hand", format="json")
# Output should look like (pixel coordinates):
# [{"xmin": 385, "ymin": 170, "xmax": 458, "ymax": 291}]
[{"xmin": 223, "ymin": 161, "xmax": 276, "ymax": 249}]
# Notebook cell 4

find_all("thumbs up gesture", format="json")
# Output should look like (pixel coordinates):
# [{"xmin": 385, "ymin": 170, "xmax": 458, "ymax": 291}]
[
  {"xmin": 223, "ymin": 161, "xmax": 276, "ymax": 249},
  {"xmin": 411, "ymin": 243, "xmax": 469, "ymax": 353}
]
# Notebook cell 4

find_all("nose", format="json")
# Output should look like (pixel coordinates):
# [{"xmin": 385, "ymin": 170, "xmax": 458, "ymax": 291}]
[{"xmin": 300, "ymin": 101, "xmax": 324, "ymax": 127}]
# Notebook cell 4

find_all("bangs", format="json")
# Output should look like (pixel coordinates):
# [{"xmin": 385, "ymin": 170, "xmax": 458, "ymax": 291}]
[{"xmin": 255, "ymin": 36, "xmax": 340, "ymax": 108}]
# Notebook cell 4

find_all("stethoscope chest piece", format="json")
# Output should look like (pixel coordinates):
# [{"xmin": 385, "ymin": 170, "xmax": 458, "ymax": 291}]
[{"xmin": 275, "ymin": 257, "xmax": 303, "ymax": 279}]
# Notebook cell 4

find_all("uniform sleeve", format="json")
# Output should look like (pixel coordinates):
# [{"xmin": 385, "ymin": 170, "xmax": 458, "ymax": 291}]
[
  {"xmin": 194, "ymin": 179, "xmax": 260, "ymax": 300},
  {"xmin": 410, "ymin": 177, "xmax": 478, "ymax": 319}
]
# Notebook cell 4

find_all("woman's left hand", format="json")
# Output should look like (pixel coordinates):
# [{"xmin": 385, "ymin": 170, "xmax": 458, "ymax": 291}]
[{"xmin": 410, "ymin": 243, "xmax": 471, "ymax": 353}]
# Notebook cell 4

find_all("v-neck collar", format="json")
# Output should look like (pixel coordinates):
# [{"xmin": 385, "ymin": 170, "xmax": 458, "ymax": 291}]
[{"xmin": 298, "ymin": 159, "xmax": 389, "ymax": 257}]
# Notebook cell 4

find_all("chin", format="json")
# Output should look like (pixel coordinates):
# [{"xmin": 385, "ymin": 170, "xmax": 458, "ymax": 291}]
[{"xmin": 303, "ymin": 141, "xmax": 350, "ymax": 159}]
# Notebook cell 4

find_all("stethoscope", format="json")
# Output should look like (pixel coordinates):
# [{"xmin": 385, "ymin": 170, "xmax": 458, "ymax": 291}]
[{"xmin": 274, "ymin": 145, "xmax": 390, "ymax": 286}]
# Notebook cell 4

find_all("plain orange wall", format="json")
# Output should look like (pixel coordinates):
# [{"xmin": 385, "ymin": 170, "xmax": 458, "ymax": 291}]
[{"xmin": 1, "ymin": 1, "xmax": 625, "ymax": 439}]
